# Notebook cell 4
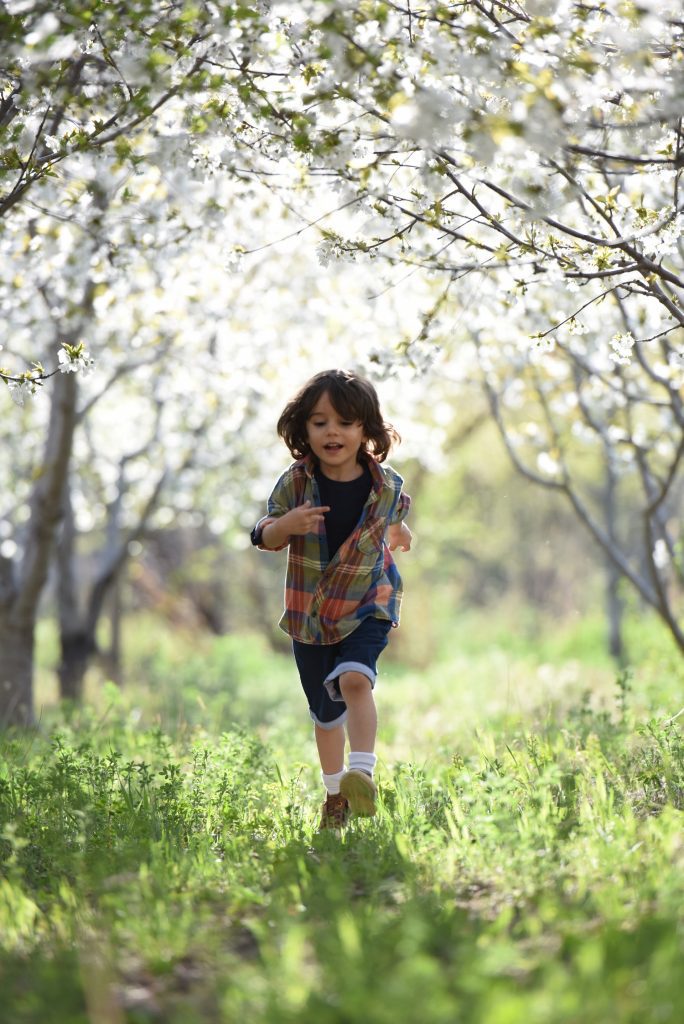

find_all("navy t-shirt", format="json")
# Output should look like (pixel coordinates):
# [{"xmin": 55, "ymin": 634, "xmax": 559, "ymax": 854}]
[{"xmin": 315, "ymin": 462, "xmax": 372, "ymax": 563}]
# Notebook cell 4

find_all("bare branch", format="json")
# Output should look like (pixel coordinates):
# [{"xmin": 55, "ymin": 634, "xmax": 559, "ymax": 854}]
[{"xmin": 565, "ymin": 144, "xmax": 684, "ymax": 167}]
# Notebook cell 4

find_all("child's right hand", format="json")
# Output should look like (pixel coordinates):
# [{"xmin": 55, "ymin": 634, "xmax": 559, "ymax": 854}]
[{"xmin": 284, "ymin": 500, "xmax": 330, "ymax": 536}]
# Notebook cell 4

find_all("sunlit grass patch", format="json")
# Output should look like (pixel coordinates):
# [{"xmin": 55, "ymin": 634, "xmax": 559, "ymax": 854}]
[
  {"xmin": 2, "ymin": 668, "xmax": 684, "ymax": 1023},
  {"xmin": 14, "ymin": 612, "xmax": 684, "ymax": 1021}
]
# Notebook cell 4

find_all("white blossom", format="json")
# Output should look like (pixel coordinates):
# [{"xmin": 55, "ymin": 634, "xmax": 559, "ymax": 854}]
[
  {"xmin": 652, "ymin": 539, "xmax": 669, "ymax": 570},
  {"xmin": 531, "ymin": 335, "xmax": 555, "ymax": 353},
  {"xmin": 316, "ymin": 239, "xmax": 334, "ymax": 267},
  {"xmin": 537, "ymin": 452, "xmax": 561, "ymax": 476},
  {"xmin": 7, "ymin": 378, "xmax": 38, "ymax": 406},
  {"xmin": 609, "ymin": 332, "xmax": 636, "ymax": 366},
  {"xmin": 667, "ymin": 350, "xmax": 684, "ymax": 389},
  {"xmin": 24, "ymin": 13, "xmax": 59, "ymax": 46},
  {"xmin": 645, "ymin": 215, "xmax": 684, "ymax": 259},
  {"xmin": 567, "ymin": 319, "xmax": 589, "ymax": 336},
  {"xmin": 58, "ymin": 346, "xmax": 95, "ymax": 376},
  {"xmin": 223, "ymin": 249, "xmax": 244, "ymax": 273}
]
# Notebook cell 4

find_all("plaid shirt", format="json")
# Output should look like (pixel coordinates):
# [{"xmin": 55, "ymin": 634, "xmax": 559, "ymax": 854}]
[{"xmin": 252, "ymin": 454, "xmax": 411, "ymax": 645}]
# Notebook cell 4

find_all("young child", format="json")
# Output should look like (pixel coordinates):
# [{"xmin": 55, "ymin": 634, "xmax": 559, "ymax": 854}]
[{"xmin": 251, "ymin": 369, "xmax": 412, "ymax": 830}]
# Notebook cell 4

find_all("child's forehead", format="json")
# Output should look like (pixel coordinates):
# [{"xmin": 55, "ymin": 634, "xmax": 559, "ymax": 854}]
[
  {"xmin": 308, "ymin": 390, "xmax": 356, "ymax": 417},
  {"xmin": 309, "ymin": 391, "xmax": 335, "ymax": 415}
]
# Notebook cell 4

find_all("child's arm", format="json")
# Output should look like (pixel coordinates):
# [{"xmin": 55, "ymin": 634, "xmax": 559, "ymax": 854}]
[
  {"xmin": 260, "ymin": 500, "xmax": 330, "ymax": 549},
  {"xmin": 387, "ymin": 521, "xmax": 412, "ymax": 552},
  {"xmin": 386, "ymin": 484, "xmax": 412, "ymax": 552},
  {"xmin": 253, "ymin": 467, "xmax": 329, "ymax": 551}
]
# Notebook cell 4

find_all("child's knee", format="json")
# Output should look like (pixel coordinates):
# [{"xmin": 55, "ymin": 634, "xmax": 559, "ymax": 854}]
[{"xmin": 338, "ymin": 671, "xmax": 372, "ymax": 698}]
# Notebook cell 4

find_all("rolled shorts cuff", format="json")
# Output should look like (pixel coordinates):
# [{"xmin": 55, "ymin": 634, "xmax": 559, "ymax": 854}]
[
  {"xmin": 309, "ymin": 708, "xmax": 348, "ymax": 729},
  {"xmin": 324, "ymin": 660, "xmax": 377, "ymax": 702}
]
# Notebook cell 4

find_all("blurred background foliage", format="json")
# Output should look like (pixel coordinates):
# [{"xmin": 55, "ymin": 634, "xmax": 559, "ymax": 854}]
[{"xmin": 31, "ymin": 397, "xmax": 679, "ymax": 723}]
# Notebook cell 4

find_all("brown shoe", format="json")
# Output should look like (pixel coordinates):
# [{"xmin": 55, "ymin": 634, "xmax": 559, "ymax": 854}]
[
  {"xmin": 319, "ymin": 792, "xmax": 350, "ymax": 831},
  {"xmin": 340, "ymin": 770, "xmax": 377, "ymax": 817}
]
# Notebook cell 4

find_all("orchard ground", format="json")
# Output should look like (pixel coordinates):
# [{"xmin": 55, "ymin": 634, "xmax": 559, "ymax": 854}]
[{"xmin": 1, "ymin": 607, "xmax": 683, "ymax": 1024}]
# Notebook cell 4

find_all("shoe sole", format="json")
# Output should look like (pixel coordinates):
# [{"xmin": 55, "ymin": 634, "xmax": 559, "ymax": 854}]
[{"xmin": 340, "ymin": 772, "xmax": 377, "ymax": 817}]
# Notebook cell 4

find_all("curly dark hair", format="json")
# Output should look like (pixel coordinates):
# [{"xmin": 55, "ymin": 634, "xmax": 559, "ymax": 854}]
[{"xmin": 277, "ymin": 369, "xmax": 400, "ymax": 463}]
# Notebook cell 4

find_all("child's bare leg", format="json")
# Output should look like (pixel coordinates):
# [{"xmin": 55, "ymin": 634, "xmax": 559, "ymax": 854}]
[
  {"xmin": 338, "ymin": 671, "xmax": 378, "ymax": 816},
  {"xmin": 314, "ymin": 722, "xmax": 346, "ymax": 774},
  {"xmin": 338, "ymin": 671, "xmax": 377, "ymax": 752}
]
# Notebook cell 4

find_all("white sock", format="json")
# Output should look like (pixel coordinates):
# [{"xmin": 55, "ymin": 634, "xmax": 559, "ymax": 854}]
[
  {"xmin": 322, "ymin": 767, "xmax": 346, "ymax": 795},
  {"xmin": 348, "ymin": 751, "xmax": 377, "ymax": 778}
]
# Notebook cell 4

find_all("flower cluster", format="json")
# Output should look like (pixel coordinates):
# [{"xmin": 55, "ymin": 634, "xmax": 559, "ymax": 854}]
[
  {"xmin": 316, "ymin": 235, "xmax": 356, "ymax": 268},
  {"xmin": 57, "ymin": 342, "xmax": 95, "ymax": 376},
  {"xmin": 2, "ymin": 343, "xmax": 95, "ymax": 406},
  {"xmin": 7, "ymin": 376, "xmax": 41, "ymax": 407},
  {"xmin": 609, "ymin": 333, "xmax": 636, "ymax": 366}
]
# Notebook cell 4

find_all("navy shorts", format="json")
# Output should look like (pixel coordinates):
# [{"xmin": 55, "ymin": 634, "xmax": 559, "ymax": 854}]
[{"xmin": 292, "ymin": 616, "xmax": 392, "ymax": 730}]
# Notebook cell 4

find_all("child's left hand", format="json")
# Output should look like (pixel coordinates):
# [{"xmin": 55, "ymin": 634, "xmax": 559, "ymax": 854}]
[{"xmin": 387, "ymin": 522, "xmax": 412, "ymax": 552}]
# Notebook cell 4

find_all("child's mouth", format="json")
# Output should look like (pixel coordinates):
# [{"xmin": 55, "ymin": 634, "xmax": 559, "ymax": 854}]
[{"xmin": 324, "ymin": 443, "xmax": 343, "ymax": 451}]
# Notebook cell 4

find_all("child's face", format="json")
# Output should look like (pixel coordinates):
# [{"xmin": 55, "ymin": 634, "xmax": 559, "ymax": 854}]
[{"xmin": 306, "ymin": 391, "xmax": 366, "ymax": 478}]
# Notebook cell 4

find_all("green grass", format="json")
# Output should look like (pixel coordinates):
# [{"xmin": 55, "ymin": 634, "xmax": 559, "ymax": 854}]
[{"xmin": 3, "ymin": 615, "xmax": 684, "ymax": 1023}]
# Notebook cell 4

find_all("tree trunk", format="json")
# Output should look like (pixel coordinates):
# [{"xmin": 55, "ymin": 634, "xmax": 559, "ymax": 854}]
[
  {"xmin": 0, "ymin": 617, "xmax": 35, "ymax": 727},
  {"xmin": 603, "ymin": 461, "xmax": 625, "ymax": 664},
  {"xmin": 0, "ymin": 369, "xmax": 78, "ymax": 726},
  {"xmin": 57, "ymin": 629, "xmax": 96, "ymax": 703},
  {"xmin": 103, "ymin": 569, "xmax": 124, "ymax": 685},
  {"xmin": 606, "ymin": 561, "xmax": 625, "ymax": 664},
  {"xmin": 55, "ymin": 456, "xmax": 168, "ymax": 698}
]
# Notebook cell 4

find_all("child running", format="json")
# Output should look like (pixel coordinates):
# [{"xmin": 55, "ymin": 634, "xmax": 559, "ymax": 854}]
[{"xmin": 251, "ymin": 369, "xmax": 412, "ymax": 830}]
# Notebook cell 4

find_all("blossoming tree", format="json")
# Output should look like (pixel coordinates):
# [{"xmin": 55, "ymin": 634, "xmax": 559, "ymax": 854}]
[
  {"xmin": 0, "ymin": 0, "xmax": 275, "ymax": 723},
  {"xmin": 222, "ymin": 0, "xmax": 683, "ymax": 651},
  {"xmin": 3, "ymin": 0, "xmax": 684, "ymax": 726}
]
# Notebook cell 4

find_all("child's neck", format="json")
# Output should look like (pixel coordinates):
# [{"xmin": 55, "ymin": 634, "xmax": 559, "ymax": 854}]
[{"xmin": 317, "ymin": 457, "xmax": 365, "ymax": 482}]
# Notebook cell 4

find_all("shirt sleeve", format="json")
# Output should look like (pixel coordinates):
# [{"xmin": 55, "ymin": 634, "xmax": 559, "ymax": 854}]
[
  {"xmin": 250, "ymin": 469, "xmax": 296, "ymax": 550},
  {"xmin": 389, "ymin": 490, "xmax": 411, "ymax": 526}
]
